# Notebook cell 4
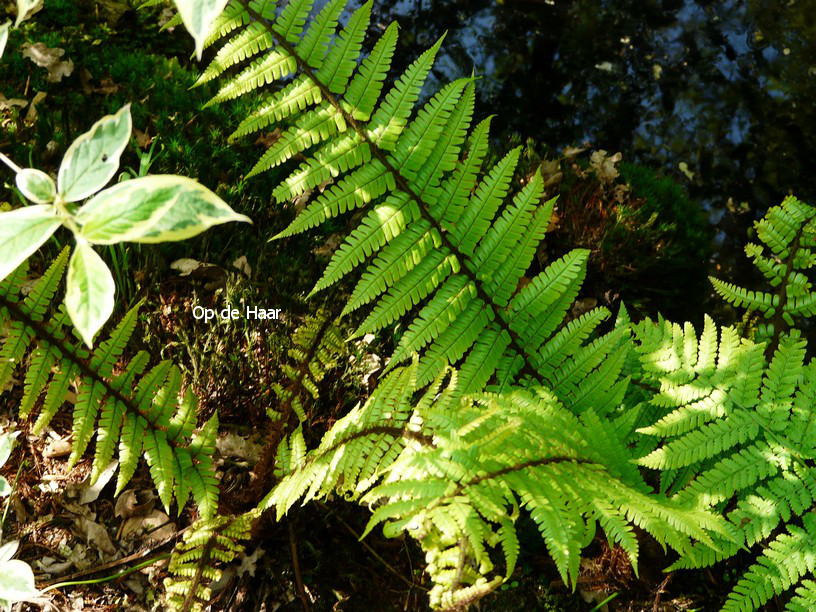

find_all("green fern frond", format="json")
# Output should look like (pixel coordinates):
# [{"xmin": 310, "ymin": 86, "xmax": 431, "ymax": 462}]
[
  {"xmin": 257, "ymin": 362, "xmax": 726, "ymax": 605},
  {"xmin": 164, "ymin": 512, "xmax": 255, "ymax": 611},
  {"xmin": 710, "ymin": 196, "xmax": 816, "ymax": 343},
  {"xmin": 268, "ymin": 308, "xmax": 344, "ymax": 424},
  {"xmin": 0, "ymin": 249, "xmax": 218, "ymax": 517},
  {"xmin": 203, "ymin": 1, "xmax": 629, "ymax": 421},
  {"xmin": 722, "ymin": 513, "xmax": 816, "ymax": 612}
]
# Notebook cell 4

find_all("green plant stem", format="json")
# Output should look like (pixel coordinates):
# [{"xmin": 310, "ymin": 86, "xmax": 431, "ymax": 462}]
[
  {"xmin": 0, "ymin": 152, "xmax": 21, "ymax": 173},
  {"xmin": 0, "ymin": 459, "xmax": 25, "ymax": 541},
  {"xmin": 589, "ymin": 592, "xmax": 618, "ymax": 611},
  {"xmin": 41, "ymin": 552, "xmax": 172, "ymax": 593}
]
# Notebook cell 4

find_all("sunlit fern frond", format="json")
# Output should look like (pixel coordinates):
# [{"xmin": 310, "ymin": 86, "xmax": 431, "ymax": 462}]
[{"xmin": 0, "ymin": 248, "xmax": 218, "ymax": 517}]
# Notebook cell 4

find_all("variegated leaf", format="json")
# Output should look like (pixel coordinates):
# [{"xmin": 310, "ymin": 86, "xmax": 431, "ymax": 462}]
[
  {"xmin": 75, "ymin": 175, "xmax": 251, "ymax": 245},
  {"xmin": 15, "ymin": 0, "xmax": 40, "ymax": 27},
  {"xmin": 173, "ymin": 0, "xmax": 230, "ymax": 60},
  {"xmin": 66, "ymin": 242, "xmax": 115, "ymax": 348},
  {"xmin": 58, "ymin": 104, "xmax": 132, "ymax": 202},
  {"xmin": 0, "ymin": 205, "xmax": 61, "ymax": 282},
  {"xmin": 0, "ymin": 21, "xmax": 10, "ymax": 59},
  {"xmin": 16, "ymin": 168, "xmax": 56, "ymax": 203}
]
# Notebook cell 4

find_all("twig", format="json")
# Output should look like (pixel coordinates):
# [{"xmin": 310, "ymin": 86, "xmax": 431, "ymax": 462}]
[
  {"xmin": 41, "ymin": 552, "xmax": 172, "ymax": 593},
  {"xmin": 288, "ymin": 520, "xmax": 311, "ymax": 612},
  {"xmin": 39, "ymin": 523, "xmax": 190, "ymax": 586},
  {"xmin": 653, "ymin": 572, "xmax": 672, "ymax": 612},
  {"xmin": 316, "ymin": 501, "xmax": 427, "ymax": 591}
]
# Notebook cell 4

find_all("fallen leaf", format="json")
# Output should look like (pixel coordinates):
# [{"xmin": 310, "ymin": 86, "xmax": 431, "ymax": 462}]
[
  {"xmin": 312, "ymin": 233, "xmax": 343, "ymax": 257},
  {"xmin": 22, "ymin": 43, "xmax": 74, "ymax": 82},
  {"xmin": 115, "ymin": 489, "xmax": 155, "ymax": 519},
  {"xmin": 25, "ymin": 91, "xmax": 47, "ymax": 123},
  {"xmin": 75, "ymin": 516, "xmax": 116, "ymax": 556},
  {"xmin": 36, "ymin": 556, "xmax": 73, "ymax": 575},
  {"xmin": 80, "ymin": 68, "xmax": 120, "ymax": 96},
  {"xmin": 237, "ymin": 547, "xmax": 265, "ymax": 578},
  {"xmin": 232, "ymin": 255, "xmax": 251, "ymax": 277},
  {"xmin": 0, "ymin": 94, "xmax": 27, "ymax": 110},
  {"xmin": 133, "ymin": 128, "xmax": 153, "ymax": 149},
  {"xmin": 254, "ymin": 129, "xmax": 281, "ymax": 149},
  {"xmin": 120, "ymin": 509, "xmax": 176, "ymax": 542},
  {"xmin": 78, "ymin": 461, "xmax": 118, "ymax": 504},
  {"xmin": 562, "ymin": 145, "xmax": 588, "ymax": 159},
  {"xmin": 43, "ymin": 436, "xmax": 72, "ymax": 458},
  {"xmin": 216, "ymin": 432, "xmax": 262, "ymax": 463},
  {"xmin": 571, "ymin": 297, "xmax": 598, "ymax": 318},
  {"xmin": 589, "ymin": 150, "xmax": 622, "ymax": 183}
]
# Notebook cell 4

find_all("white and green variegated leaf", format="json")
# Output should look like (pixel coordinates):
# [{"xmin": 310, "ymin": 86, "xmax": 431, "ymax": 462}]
[
  {"xmin": 57, "ymin": 104, "xmax": 132, "ymax": 202},
  {"xmin": 0, "ymin": 432, "xmax": 18, "ymax": 468},
  {"xmin": 65, "ymin": 242, "xmax": 115, "ymax": 348},
  {"xmin": 0, "ymin": 21, "xmax": 9, "ymax": 59},
  {"xmin": 0, "ymin": 477, "xmax": 9, "ymax": 497},
  {"xmin": 75, "ymin": 175, "xmax": 251, "ymax": 244},
  {"xmin": 173, "ymin": 0, "xmax": 231, "ymax": 60},
  {"xmin": 0, "ymin": 541, "xmax": 17, "ymax": 564},
  {"xmin": 15, "ymin": 0, "xmax": 39, "ymax": 27},
  {"xmin": 0, "ymin": 205, "xmax": 61, "ymax": 283},
  {"xmin": 0, "ymin": 558, "xmax": 38, "ymax": 605},
  {"xmin": 16, "ymin": 168, "xmax": 56, "ymax": 204}
]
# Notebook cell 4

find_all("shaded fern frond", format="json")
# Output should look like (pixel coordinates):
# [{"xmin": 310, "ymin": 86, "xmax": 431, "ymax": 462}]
[
  {"xmin": 164, "ymin": 512, "xmax": 255, "ymax": 612},
  {"xmin": 268, "ymin": 308, "xmax": 345, "ymax": 423},
  {"xmin": 710, "ymin": 196, "xmax": 816, "ymax": 343},
  {"xmin": 0, "ymin": 249, "xmax": 218, "ymax": 517}
]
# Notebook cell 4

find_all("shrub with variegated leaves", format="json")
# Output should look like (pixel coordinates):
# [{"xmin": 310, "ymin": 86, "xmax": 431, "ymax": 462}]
[{"xmin": 0, "ymin": 104, "xmax": 250, "ymax": 346}]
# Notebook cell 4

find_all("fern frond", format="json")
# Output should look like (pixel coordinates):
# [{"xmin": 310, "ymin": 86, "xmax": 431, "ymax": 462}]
[
  {"xmin": 635, "ymin": 302, "xmax": 816, "ymax": 607},
  {"xmin": 268, "ymin": 308, "xmax": 344, "ymax": 424},
  {"xmin": 0, "ymin": 249, "xmax": 218, "ymax": 517},
  {"xmin": 710, "ymin": 196, "xmax": 816, "ymax": 342},
  {"xmin": 204, "ymin": 1, "xmax": 630, "ymax": 421},
  {"xmin": 722, "ymin": 513, "xmax": 816, "ymax": 612},
  {"xmin": 164, "ymin": 512, "xmax": 255, "ymax": 611},
  {"xmin": 258, "ymin": 363, "xmax": 726, "ymax": 604}
]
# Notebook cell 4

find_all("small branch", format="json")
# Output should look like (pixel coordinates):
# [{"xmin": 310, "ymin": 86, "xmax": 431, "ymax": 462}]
[
  {"xmin": 288, "ymin": 520, "xmax": 311, "ymax": 612},
  {"xmin": 317, "ymin": 501, "xmax": 427, "ymax": 592},
  {"xmin": 39, "ymin": 524, "xmax": 189, "ymax": 587},
  {"xmin": 41, "ymin": 552, "xmax": 172, "ymax": 593}
]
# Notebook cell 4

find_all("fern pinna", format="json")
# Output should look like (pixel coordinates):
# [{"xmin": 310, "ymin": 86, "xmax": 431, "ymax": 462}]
[
  {"xmin": 267, "ymin": 307, "xmax": 344, "ymax": 425},
  {"xmin": 632, "ymin": 197, "xmax": 816, "ymax": 611},
  {"xmin": 163, "ymin": 512, "xmax": 255, "ymax": 611},
  {"xmin": 250, "ymin": 308, "xmax": 345, "ymax": 496},
  {"xmin": 0, "ymin": 248, "xmax": 218, "ymax": 518}
]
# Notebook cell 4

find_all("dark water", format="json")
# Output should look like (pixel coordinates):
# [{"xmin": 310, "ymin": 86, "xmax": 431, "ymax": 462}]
[{"xmin": 365, "ymin": 0, "xmax": 816, "ymax": 281}]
